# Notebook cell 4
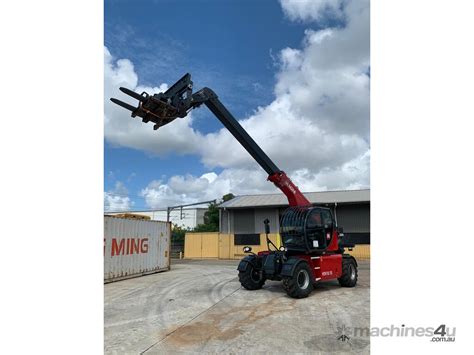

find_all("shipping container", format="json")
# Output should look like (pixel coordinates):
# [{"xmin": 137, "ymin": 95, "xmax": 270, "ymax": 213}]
[{"xmin": 104, "ymin": 216, "xmax": 171, "ymax": 282}]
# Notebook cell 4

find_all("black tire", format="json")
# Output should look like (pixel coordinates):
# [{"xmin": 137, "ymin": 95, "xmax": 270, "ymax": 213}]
[
  {"xmin": 238, "ymin": 264, "xmax": 265, "ymax": 290},
  {"xmin": 282, "ymin": 262, "xmax": 314, "ymax": 298},
  {"xmin": 338, "ymin": 257, "xmax": 358, "ymax": 287}
]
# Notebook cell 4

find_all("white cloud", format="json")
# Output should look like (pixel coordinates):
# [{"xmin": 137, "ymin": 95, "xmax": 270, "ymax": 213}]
[
  {"xmin": 168, "ymin": 174, "xmax": 210, "ymax": 194},
  {"xmin": 201, "ymin": 172, "xmax": 218, "ymax": 184},
  {"xmin": 104, "ymin": 181, "xmax": 132, "ymax": 211},
  {"xmin": 104, "ymin": 47, "xmax": 203, "ymax": 156},
  {"xmin": 138, "ymin": 151, "xmax": 369, "ymax": 208},
  {"xmin": 105, "ymin": 0, "xmax": 370, "ymax": 205},
  {"xmin": 279, "ymin": 0, "xmax": 345, "ymax": 22},
  {"xmin": 139, "ymin": 170, "xmax": 273, "ymax": 208}
]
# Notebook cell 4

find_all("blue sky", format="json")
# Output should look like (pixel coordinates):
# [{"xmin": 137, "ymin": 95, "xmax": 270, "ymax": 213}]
[
  {"xmin": 104, "ymin": 0, "xmax": 370, "ymax": 211},
  {"xmin": 105, "ymin": 0, "xmax": 310, "ymax": 209}
]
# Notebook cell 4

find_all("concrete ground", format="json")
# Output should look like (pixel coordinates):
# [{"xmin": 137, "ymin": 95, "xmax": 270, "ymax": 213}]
[{"xmin": 105, "ymin": 259, "xmax": 370, "ymax": 354}]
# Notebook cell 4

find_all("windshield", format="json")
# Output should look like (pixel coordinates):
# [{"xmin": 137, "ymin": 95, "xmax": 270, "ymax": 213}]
[
  {"xmin": 280, "ymin": 207, "xmax": 308, "ymax": 249},
  {"xmin": 281, "ymin": 233, "xmax": 306, "ymax": 248},
  {"xmin": 280, "ymin": 206, "xmax": 333, "ymax": 250}
]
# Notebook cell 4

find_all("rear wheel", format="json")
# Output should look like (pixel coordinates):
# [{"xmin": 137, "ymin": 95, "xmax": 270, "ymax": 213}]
[
  {"xmin": 239, "ymin": 264, "xmax": 265, "ymax": 290},
  {"xmin": 282, "ymin": 262, "xmax": 314, "ymax": 298},
  {"xmin": 338, "ymin": 258, "xmax": 358, "ymax": 287}
]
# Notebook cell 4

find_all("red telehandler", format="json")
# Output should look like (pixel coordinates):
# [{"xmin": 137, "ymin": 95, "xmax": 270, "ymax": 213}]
[{"xmin": 111, "ymin": 73, "xmax": 358, "ymax": 298}]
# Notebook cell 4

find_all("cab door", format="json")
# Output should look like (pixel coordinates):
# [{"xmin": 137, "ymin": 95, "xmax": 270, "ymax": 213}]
[
  {"xmin": 321, "ymin": 209, "xmax": 335, "ymax": 247},
  {"xmin": 306, "ymin": 208, "xmax": 326, "ymax": 250}
]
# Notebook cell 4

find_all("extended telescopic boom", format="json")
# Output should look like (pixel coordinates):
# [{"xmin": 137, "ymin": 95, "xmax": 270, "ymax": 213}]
[{"xmin": 111, "ymin": 73, "xmax": 310, "ymax": 207}]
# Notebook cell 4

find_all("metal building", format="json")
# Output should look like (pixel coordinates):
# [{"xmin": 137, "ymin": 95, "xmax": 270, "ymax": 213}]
[{"xmin": 218, "ymin": 189, "xmax": 370, "ymax": 246}]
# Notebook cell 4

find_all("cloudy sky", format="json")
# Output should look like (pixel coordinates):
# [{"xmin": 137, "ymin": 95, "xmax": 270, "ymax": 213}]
[{"xmin": 104, "ymin": 0, "xmax": 370, "ymax": 211}]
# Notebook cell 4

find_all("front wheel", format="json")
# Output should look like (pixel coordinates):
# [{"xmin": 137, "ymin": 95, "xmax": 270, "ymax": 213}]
[
  {"xmin": 239, "ymin": 264, "xmax": 265, "ymax": 290},
  {"xmin": 338, "ymin": 257, "xmax": 358, "ymax": 287},
  {"xmin": 282, "ymin": 262, "xmax": 314, "ymax": 298}
]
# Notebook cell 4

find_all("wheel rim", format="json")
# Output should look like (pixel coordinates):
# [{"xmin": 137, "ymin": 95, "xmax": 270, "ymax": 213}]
[
  {"xmin": 250, "ymin": 268, "xmax": 260, "ymax": 283},
  {"xmin": 297, "ymin": 269, "xmax": 310, "ymax": 289},
  {"xmin": 350, "ymin": 265, "xmax": 356, "ymax": 280}
]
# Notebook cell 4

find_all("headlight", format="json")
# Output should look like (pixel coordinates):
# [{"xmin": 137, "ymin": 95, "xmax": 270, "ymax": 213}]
[
  {"xmin": 279, "ymin": 246, "xmax": 286, "ymax": 252},
  {"xmin": 243, "ymin": 246, "xmax": 252, "ymax": 253}
]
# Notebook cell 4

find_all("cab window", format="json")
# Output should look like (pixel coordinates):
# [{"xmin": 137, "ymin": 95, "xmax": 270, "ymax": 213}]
[
  {"xmin": 307, "ymin": 209, "xmax": 323, "ymax": 229},
  {"xmin": 321, "ymin": 210, "xmax": 333, "ymax": 228}
]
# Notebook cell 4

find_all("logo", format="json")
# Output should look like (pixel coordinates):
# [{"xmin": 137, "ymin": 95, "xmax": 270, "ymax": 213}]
[
  {"xmin": 107, "ymin": 237, "xmax": 149, "ymax": 256},
  {"xmin": 335, "ymin": 323, "xmax": 456, "ymax": 343},
  {"xmin": 336, "ymin": 325, "xmax": 351, "ymax": 342}
]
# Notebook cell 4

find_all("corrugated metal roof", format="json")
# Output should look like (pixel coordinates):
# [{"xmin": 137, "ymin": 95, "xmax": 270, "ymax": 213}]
[{"xmin": 218, "ymin": 189, "xmax": 370, "ymax": 209}]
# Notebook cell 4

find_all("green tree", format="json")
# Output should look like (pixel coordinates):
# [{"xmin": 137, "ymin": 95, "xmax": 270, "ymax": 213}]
[
  {"xmin": 222, "ymin": 193, "xmax": 235, "ymax": 202},
  {"xmin": 194, "ymin": 202, "xmax": 219, "ymax": 232},
  {"xmin": 192, "ymin": 194, "xmax": 234, "ymax": 232},
  {"xmin": 171, "ymin": 224, "xmax": 187, "ymax": 244}
]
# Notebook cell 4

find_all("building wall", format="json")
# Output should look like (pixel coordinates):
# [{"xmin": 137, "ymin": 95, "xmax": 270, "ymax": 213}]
[
  {"xmin": 195, "ymin": 209, "xmax": 207, "ymax": 227},
  {"xmin": 254, "ymin": 208, "xmax": 280, "ymax": 234},
  {"xmin": 233, "ymin": 209, "xmax": 255, "ymax": 233},
  {"xmin": 219, "ymin": 202, "xmax": 370, "ymax": 244},
  {"xmin": 220, "ymin": 209, "xmax": 236, "ymax": 234},
  {"xmin": 335, "ymin": 203, "xmax": 370, "ymax": 244},
  {"xmin": 220, "ymin": 208, "xmax": 281, "ymax": 234},
  {"xmin": 185, "ymin": 232, "xmax": 281, "ymax": 260},
  {"xmin": 335, "ymin": 203, "xmax": 370, "ymax": 233}
]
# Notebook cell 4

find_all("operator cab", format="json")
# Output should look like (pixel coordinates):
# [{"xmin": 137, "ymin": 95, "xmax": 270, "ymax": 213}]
[{"xmin": 280, "ymin": 206, "xmax": 335, "ymax": 253}]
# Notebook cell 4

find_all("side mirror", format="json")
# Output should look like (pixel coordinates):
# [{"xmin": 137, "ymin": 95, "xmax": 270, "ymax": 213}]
[
  {"xmin": 264, "ymin": 218, "xmax": 270, "ymax": 234},
  {"xmin": 337, "ymin": 227, "xmax": 344, "ymax": 239},
  {"xmin": 243, "ymin": 246, "xmax": 252, "ymax": 253}
]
